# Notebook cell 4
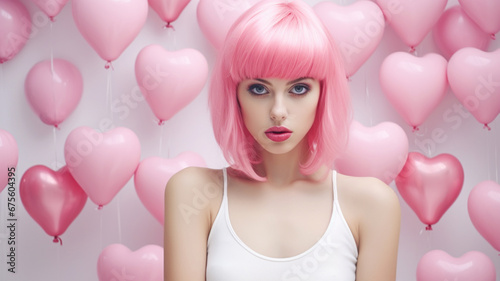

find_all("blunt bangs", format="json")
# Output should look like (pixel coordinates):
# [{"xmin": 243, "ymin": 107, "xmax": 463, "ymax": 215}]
[{"xmin": 229, "ymin": 2, "xmax": 332, "ymax": 83}]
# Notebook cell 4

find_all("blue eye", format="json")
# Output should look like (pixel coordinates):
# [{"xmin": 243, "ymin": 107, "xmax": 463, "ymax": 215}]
[
  {"xmin": 291, "ymin": 84, "xmax": 309, "ymax": 95},
  {"xmin": 248, "ymin": 84, "xmax": 268, "ymax": 95}
]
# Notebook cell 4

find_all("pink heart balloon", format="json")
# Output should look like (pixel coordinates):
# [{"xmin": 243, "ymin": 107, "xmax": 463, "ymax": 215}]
[
  {"xmin": 334, "ymin": 120, "xmax": 408, "ymax": 184},
  {"xmin": 379, "ymin": 52, "xmax": 448, "ymax": 131},
  {"xmin": 25, "ymin": 58, "xmax": 83, "ymax": 128},
  {"xmin": 149, "ymin": 0, "xmax": 190, "ymax": 27},
  {"xmin": 196, "ymin": 0, "xmax": 258, "ymax": 49},
  {"xmin": 72, "ymin": 0, "xmax": 148, "ymax": 65},
  {"xmin": 314, "ymin": 1, "xmax": 385, "ymax": 78},
  {"xmin": 135, "ymin": 45, "xmax": 208, "ymax": 124},
  {"xmin": 433, "ymin": 5, "xmax": 491, "ymax": 59},
  {"xmin": 64, "ymin": 126, "xmax": 141, "ymax": 208},
  {"xmin": 0, "ymin": 0, "xmax": 31, "ymax": 63},
  {"xmin": 395, "ymin": 152, "xmax": 464, "ymax": 229},
  {"xmin": 448, "ymin": 48, "xmax": 500, "ymax": 129},
  {"xmin": 375, "ymin": 0, "xmax": 447, "ymax": 50},
  {"xmin": 134, "ymin": 152, "xmax": 206, "ymax": 224},
  {"xmin": 0, "ymin": 130, "xmax": 18, "ymax": 193},
  {"xmin": 31, "ymin": 0, "xmax": 69, "ymax": 21},
  {"xmin": 97, "ymin": 244, "xmax": 163, "ymax": 281},
  {"xmin": 19, "ymin": 165, "xmax": 87, "ymax": 243},
  {"xmin": 468, "ymin": 180, "xmax": 500, "ymax": 251},
  {"xmin": 458, "ymin": 0, "xmax": 500, "ymax": 38},
  {"xmin": 417, "ymin": 250, "xmax": 496, "ymax": 281}
]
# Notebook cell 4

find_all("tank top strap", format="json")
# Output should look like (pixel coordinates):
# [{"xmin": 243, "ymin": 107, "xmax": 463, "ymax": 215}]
[
  {"xmin": 222, "ymin": 167, "xmax": 228, "ymax": 202},
  {"xmin": 332, "ymin": 170, "xmax": 339, "ymax": 205}
]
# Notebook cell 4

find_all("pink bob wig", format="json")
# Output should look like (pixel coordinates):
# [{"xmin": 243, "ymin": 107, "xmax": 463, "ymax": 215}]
[{"xmin": 209, "ymin": 0, "xmax": 352, "ymax": 181}]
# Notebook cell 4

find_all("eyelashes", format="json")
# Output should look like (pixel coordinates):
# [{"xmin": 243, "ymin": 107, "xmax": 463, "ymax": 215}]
[{"xmin": 246, "ymin": 83, "xmax": 311, "ymax": 96}]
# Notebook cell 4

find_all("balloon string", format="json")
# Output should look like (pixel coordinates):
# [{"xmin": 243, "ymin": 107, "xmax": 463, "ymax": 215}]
[
  {"xmin": 53, "ymin": 126, "xmax": 58, "ymax": 169},
  {"xmin": 117, "ymin": 197, "xmax": 122, "ymax": 243},
  {"xmin": 495, "ymin": 139, "xmax": 498, "ymax": 183},
  {"xmin": 106, "ymin": 68, "xmax": 113, "ymax": 122},
  {"xmin": 0, "ymin": 64, "xmax": 4, "ymax": 123},
  {"xmin": 159, "ymin": 124, "xmax": 163, "ymax": 157},
  {"xmin": 99, "ymin": 208, "xmax": 103, "ymax": 250}
]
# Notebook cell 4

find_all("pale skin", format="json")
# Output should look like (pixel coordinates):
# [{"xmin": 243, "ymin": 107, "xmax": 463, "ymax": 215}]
[{"xmin": 164, "ymin": 78, "xmax": 401, "ymax": 281}]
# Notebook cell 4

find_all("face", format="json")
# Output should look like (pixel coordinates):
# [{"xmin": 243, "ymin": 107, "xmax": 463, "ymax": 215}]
[{"xmin": 237, "ymin": 77, "xmax": 320, "ymax": 156}]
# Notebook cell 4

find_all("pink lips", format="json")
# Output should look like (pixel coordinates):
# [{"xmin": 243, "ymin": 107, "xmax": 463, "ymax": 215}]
[{"xmin": 265, "ymin": 126, "xmax": 292, "ymax": 142}]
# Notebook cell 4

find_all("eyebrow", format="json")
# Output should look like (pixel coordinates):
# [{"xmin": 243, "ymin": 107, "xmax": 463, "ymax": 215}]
[{"xmin": 254, "ymin": 77, "xmax": 312, "ymax": 85}]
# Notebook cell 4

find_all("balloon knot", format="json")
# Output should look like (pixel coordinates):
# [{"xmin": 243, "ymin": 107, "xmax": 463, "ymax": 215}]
[
  {"xmin": 105, "ymin": 61, "xmax": 114, "ymax": 70},
  {"xmin": 409, "ymin": 46, "xmax": 416, "ymax": 53},
  {"xmin": 491, "ymin": 34, "xmax": 496, "ymax": 40},
  {"xmin": 49, "ymin": 16, "xmax": 55, "ymax": 22},
  {"xmin": 483, "ymin": 124, "xmax": 491, "ymax": 131},
  {"xmin": 164, "ymin": 23, "xmax": 175, "ymax": 31},
  {"xmin": 158, "ymin": 120, "xmax": 165, "ymax": 126},
  {"xmin": 98, "ymin": 205, "xmax": 104, "ymax": 210},
  {"xmin": 412, "ymin": 126, "xmax": 419, "ymax": 132},
  {"xmin": 54, "ymin": 124, "xmax": 60, "ymax": 130},
  {"xmin": 53, "ymin": 236, "xmax": 63, "ymax": 245},
  {"xmin": 425, "ymin": 225, "xmax": 433, "ymax": 231},
  {"xmin": 346, "ymin": 76, "xmax": 352, "ymax": 82}
]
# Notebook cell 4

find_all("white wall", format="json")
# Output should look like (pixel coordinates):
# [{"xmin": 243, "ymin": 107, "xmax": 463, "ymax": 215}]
[{"xmin": 0, "ymin": 0, "xmax": 499, "ymax": 280}]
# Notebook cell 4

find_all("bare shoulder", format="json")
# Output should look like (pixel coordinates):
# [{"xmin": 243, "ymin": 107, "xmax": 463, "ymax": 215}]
[
  {"xmin": 165, "ymin": 166, "xmax": 224, "ymax": 225},
  {"xmin": 336, "ymin": 173, "xmax": 400, "ymax": 211}
]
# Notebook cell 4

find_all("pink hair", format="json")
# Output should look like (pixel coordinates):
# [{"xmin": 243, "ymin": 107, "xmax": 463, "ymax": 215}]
[{"xmin": 209, "ymin": 0, "xmax": 352, "ymax": 181}]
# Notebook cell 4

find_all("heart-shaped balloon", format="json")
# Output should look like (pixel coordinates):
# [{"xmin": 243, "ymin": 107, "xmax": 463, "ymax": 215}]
[
  {"xmin": 196, "ymin": 0, "xmax": 258, "ymax": 49},
  {"xmin": 31, "ymin": 0, "xmax": 70, "ymax": 21},
  {"xmin": 468, "ymin": 180, "xmax": 500, "ymax": 251},
  {"xmin": 149, "ymin": 0, "xmax": 190, "ymax": 27},
  {"xmin": 458, "ymin": 0, "xmax": 500, "ymax": 38},
  {"xmin": 0, "ymin": 0, "xmax": 31, "ymax": 63},
  {"xmin": 448, "ymin": 48, "xmax": 500, "ymax": 129},
  {"xmin": 376, "ymin": 0, "xmax": 447, "ymax": 50},
  {"xmin": 395, "ymin": 152, "xmax": 464, "ymax": 229},
  {"xmin": 0, "ymin": 130, "xmax": 18, "ymax": 193},
  {"xmin": 64, "ymin": 126, "xmax": 141, "ymax": 208},
  {"xmin": 379, "ymin": 52, "xmax": 448, "ymax": 130},
  {"xmin": 97, "ymin": 244, "xmax": 163, "ymax": 281},
  {"xmin": 417, "ymin": 250, "xmax": 496, "ymax": 281},
  {"xmin": 433, "ymin": 5, "xmax": 491, "ymax": 59},
  {"xmin": 134, "ymin": 152, "xmax": 206, "ymax": 224},
  {"xmin": 314, "ymin": 1, "xmax": 385, "ymax": 78},
  {"xmin": 25, "ymin": 58, "xmax": 83, "ymax": 128},
  {"xmin": 334, "ymin": 120, "xmax": 408, "ymax": 184},
  {"xmin": 72, "ymin": 0, "xmax": 148, "ymax": 65},
  {"xmin": 135, "ymin": 45, "xmax": 208, "ymax": 124},
  {"xmin": 19, "ymin": 165, "xmax": 87, "ymax": 243}
]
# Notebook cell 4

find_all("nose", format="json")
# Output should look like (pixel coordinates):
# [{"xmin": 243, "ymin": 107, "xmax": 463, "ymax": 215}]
[{"xmin": 270, "ymin": 94, "xmax": 287, "ymax": 122}]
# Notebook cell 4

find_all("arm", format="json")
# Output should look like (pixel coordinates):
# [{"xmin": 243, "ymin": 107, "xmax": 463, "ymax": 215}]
[
  {"xmin": 164, "ymin": 167, "xmax": 217, "ymax": 281},
  {"xmin": 355, "ymin": 178, "xmax": 401, "ymax": 281}
]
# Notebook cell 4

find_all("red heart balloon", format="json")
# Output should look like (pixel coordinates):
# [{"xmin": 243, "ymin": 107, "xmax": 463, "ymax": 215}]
[
  {"xmin": 20, "ymin": 165, "xmax": 87, "ymax": 243},
  {"xmin": 395, "ymin": 152, "xmax": 464, "ymax": 229}
]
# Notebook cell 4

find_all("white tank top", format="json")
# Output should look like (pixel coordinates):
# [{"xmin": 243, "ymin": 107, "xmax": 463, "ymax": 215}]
[{"xmin": 206, "ymin": 169, "xmax": 358, "ymax": 281}]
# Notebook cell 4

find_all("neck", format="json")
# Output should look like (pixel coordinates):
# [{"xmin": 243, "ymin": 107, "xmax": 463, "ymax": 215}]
[{"xmin": 254, "ymin": 139, "xmax": 319, "ymax": 186}]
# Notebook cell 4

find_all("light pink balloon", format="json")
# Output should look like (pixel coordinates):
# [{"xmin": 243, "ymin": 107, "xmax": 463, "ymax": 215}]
[
  {"xmin": 334, "ymin": 120, "xmax": 408, "ymax": 184},
  {"xmin": 417, "ymin": 250, "xmax": 496, "ymax": 281},
  {"xmin": 72, "ymin": 0, "xmax": 148, "ymax": 65},
  {"xmin": 375, "ymin": 0, "xmax": 446, "ymax": 50},
  {"xmin": 64, "ymin": 126, "xmax": 141, "ymax": 208},
  {"xmin": 433, "ymin": 5, "xmax": 491, "ymax": 59},
  {"xmin": 458, "ymin": 0, "xmax": 500, "ymax": 38},
  {"xmin": 97, "ymin": 244, "xmax": 163, "ymax": 281},
  {"xmin": 379, "ymin": 52, "xmax": 448, "ymax": 130},
  {"xmin": 149, "ymin": 0, "xmax": 190, "ymax": 27},
  {"xmin": 135, "ymin": 45, "xmax": 208, "ymax": 124},
  {"xmin": 31, "ymin": 0, "xmax": 69, "ymax": 21},
  {"xmin": 448, "ymin": 48, "xmax": 500, "ymax": 129},
  {"xmin": 395, "ymin": 152, "xmax": 464, "ymax": 230},
  {"xmin": 19, "ymin": 165, "xmax": 87, "ymax": 243},
  {"xmin": 468, "ymin": 181, "xmax": 500, "ymax": 251},
  {"xmin": 314, "ymin": 1, "xmax": 385, "ymax": 78},
  {"xmin": 25, "ymin": 58, "xmax": 83, "ymax": 128},
  {"xmin": 0, "ymin": 0, "xmax": 31, "ymax": 63},
  {"xmin": 134, "ymin": 152, "xmax": 206, "ymax": 225},
  {"xmin": 196, "ymin": 0, "xmax": 259, "ymax": 49},
  {"xmin": 0, "ymin": 130, "xmax": 18, "ymax": 193}
]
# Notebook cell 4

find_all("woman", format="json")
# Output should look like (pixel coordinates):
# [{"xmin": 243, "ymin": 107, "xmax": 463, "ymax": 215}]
[{"xmin": 164, "ymin": 0, "xmax": 400, "ymax": 280}]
